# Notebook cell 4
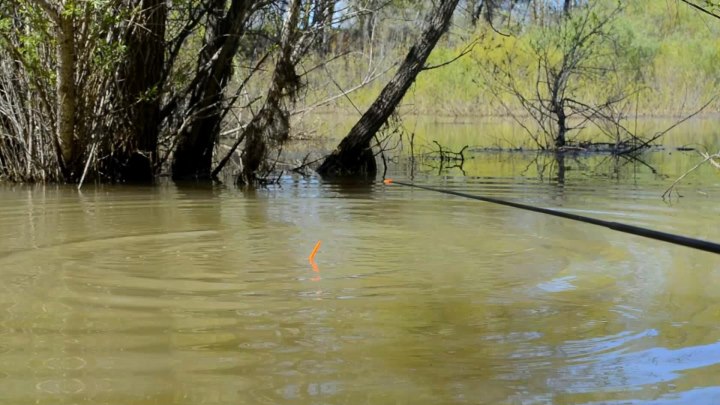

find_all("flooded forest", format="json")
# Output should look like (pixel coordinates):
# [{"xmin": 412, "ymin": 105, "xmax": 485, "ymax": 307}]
[
  {"xmin": 1, "ymin": 0, "xmax": 720, "ymax": 183},
  {"xmin": 1, "ymin": 1, "xmax": 720, "ymax": 405}
]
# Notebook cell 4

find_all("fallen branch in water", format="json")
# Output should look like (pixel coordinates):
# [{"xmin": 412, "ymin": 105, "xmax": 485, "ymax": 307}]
[
  {"xmin": 431, "ymin": 141, "xmax": 468, "ymax": 163},
  {"xmin": 662, "ymin": 150, "xmax": 720, "ymax": 199},
  {"xmin": 620, "ymin": 97, "xmax": 716, "ymax": 156}
]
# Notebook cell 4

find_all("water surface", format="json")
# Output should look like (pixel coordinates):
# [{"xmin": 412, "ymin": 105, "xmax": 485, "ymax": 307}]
[{"xmin": 1, "ymin": 125, "xmax": 720, "ymax": 405}]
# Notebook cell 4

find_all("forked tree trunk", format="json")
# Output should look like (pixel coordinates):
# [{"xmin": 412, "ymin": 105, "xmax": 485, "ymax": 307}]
[
  {"xmin": 171, "ymin": 0, "xmax": 252, "ymax": 180},
  {"xmin": 316, "ymin": 0, "xmax": 460, "ymax": 178},
  {"xmin": 239, "ymin": 0, "xmax": 301, "ymax": 184}
]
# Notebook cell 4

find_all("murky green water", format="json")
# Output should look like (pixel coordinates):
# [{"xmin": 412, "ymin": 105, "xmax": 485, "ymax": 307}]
[{"xmin": 2, "ymin": 121, "xmax": 720, "ymax": 405}]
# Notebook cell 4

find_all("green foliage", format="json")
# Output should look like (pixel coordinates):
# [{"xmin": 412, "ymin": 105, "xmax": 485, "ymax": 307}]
[
  {"xmin": 317, "ymin": 0, "xmax": 720, "ymax": 119},
  {"xmin": 3, "ymin": 0, "xmax": 720, "ymax": 181}
]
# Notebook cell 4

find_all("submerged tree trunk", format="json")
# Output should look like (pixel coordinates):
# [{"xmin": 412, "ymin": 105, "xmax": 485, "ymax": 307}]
[
  {"xmin": 171, "ymin": 0, "xmax": 252, "ymax": 180},
  {"xmin": 114, "ymin": 0, "xmax": 166, "ymax": 182},
  {"xmin": 555, "ymin": 112, "xmax": 567, "ymax": 148},
  {"xmin": 239, "ymin": 0, "xmax": 301, "ymax": 184},
  {"xmin": 317, "ymin": 0, "xmax": 460, "ymax": 178},
  {"xmin": 552, "ymin": 97, "xmax": 567, "ymax": 148}
]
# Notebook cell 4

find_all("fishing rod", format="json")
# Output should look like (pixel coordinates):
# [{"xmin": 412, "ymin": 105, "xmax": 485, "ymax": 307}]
[{"xmin": 383, "ymin": 179, "xmax": 720, "ymax": 255}]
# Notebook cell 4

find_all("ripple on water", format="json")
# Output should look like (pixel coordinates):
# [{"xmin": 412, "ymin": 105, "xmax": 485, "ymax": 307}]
[
  {"xmin": 1, "ymin": 178, "xmax": 720, "ymax": 405},
  {"xmin": 582, "ymin": 386, "xmax": 720, "ymax": 405},
  {"xmin": 547, "ymin": 332, "xmax": 720, "ymax": 400}
]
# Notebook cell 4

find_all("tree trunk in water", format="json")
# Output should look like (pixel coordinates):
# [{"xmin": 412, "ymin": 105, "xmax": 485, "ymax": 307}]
[
  {"xmin": 238, "ymin": 104, "xmax": 289, "ymax": 183},
  {"xmin": 56, "ymin": 12, "xmax": 79, "ymax": 180},
  {"xmin": 550, "ymin": 70, "xmax": 567, "ymax": 148},
  {"xmin": 171, "ymin": 0, "xmax": 251, "ymax": 180},
  {"xmin": 555, "ymin": 153, "xmax": 566, "ymax": 185},
  {"xmin": 316, "ymin": 0, "xmax": 460, "ymax": 178},
  {"xmin": 238, "ymin": 0, "xmax": 300, "ymax": 184},
  {"xmin": 554, "ymin": 103, "xmax": 567, "ymax": 148},
  {"xmin": 555, "ymin": 122, "xmax": 567, "ymax": 148},
  {"xmin": 115, "ymin": 0, "xmax": 166, "ymax": 182}
]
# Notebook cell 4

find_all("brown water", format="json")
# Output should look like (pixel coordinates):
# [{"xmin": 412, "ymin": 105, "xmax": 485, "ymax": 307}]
[{"xmin": 2, "ymin": 126, "xmax": 720, "ymax": 404}]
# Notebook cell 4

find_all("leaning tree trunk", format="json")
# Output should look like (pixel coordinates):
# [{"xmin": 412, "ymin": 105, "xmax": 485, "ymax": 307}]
[
  {"xmin": 238, "ymin": 0, "xmax": 301, "ymax": 184},
  {"xmin": 171, "ymin": 0, "xmax": 252, "ymax": 180},
  {"xmin": 316, "ymin": 0, "xmax": 460, "ymax": 178}
]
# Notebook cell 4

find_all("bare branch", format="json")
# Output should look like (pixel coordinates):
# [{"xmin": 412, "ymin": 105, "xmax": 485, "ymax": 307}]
[
  {"xmin": 663, "ymin": 152, "xmax": 715, "ymax": 199},
  {"xmin": 679, "ymin": 0, "xmax": 720, "ymax": 20},
  {"xmin": 423, "ymin": 38, "xmax": 478, "ymax": 71}
]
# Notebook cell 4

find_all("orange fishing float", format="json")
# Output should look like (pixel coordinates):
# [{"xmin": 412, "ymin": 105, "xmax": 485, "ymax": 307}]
[
  {"xmin": 383, "ymin": 178, "xmax": 393, "ymax": 185},
  {"xmin": 309, "ymin": 240, "xmax": 322, "ymax": 262}
]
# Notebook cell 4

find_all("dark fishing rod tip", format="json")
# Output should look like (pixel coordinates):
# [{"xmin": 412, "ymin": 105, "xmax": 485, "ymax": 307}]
[{"xmin": 391, "ymin": 180, "xmax": 720, "ymax": 255}]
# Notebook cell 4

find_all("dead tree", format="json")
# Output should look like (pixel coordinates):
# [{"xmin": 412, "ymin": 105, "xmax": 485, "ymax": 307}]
[
  {"xmin": 316, "ymin": 0, "xmax": 460, "ymax": 178},
  {"xmin": 484, "ymin": 2, "xmax": 627, "ymax": 150}
]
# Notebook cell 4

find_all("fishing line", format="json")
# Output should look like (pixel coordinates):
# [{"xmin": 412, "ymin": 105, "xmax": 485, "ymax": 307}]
[{"xmin": 384, "ymin": 179, "xmax": 720, "ymax": 255}]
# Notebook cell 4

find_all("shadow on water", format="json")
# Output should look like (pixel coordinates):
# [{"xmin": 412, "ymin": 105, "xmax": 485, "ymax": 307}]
[{"xmin": 322, "ymin": 178, "xmax": 377, "ymax": 198}]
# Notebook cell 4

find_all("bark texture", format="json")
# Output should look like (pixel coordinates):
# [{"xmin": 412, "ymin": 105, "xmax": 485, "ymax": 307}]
[
  {"xmin": 114, "ymin": 0, "xmax": 166, "ymax": 182},
  {"xmin": 238, "ymin": 0, "xmax": 302, "ymax": 184},
  {"xmin": 316, "ymin": 0, "xmax": 460, "ymax": 178},
  {"xmin": 171, "ymin": 0, "xmax": 253, "ymax": 180},
  {"xmin": 57, "ymin": 12, "xmax": 79, "ymax": 179}
]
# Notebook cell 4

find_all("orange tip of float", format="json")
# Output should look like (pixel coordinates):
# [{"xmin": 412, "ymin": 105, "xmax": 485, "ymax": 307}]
[
  {"xmin": 383, "ymin": 178, "xmax": 393, "ymax": 185},
  {"xmin": 309, "ymin": 240, "xmax": 322, "ymax": 261}
]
